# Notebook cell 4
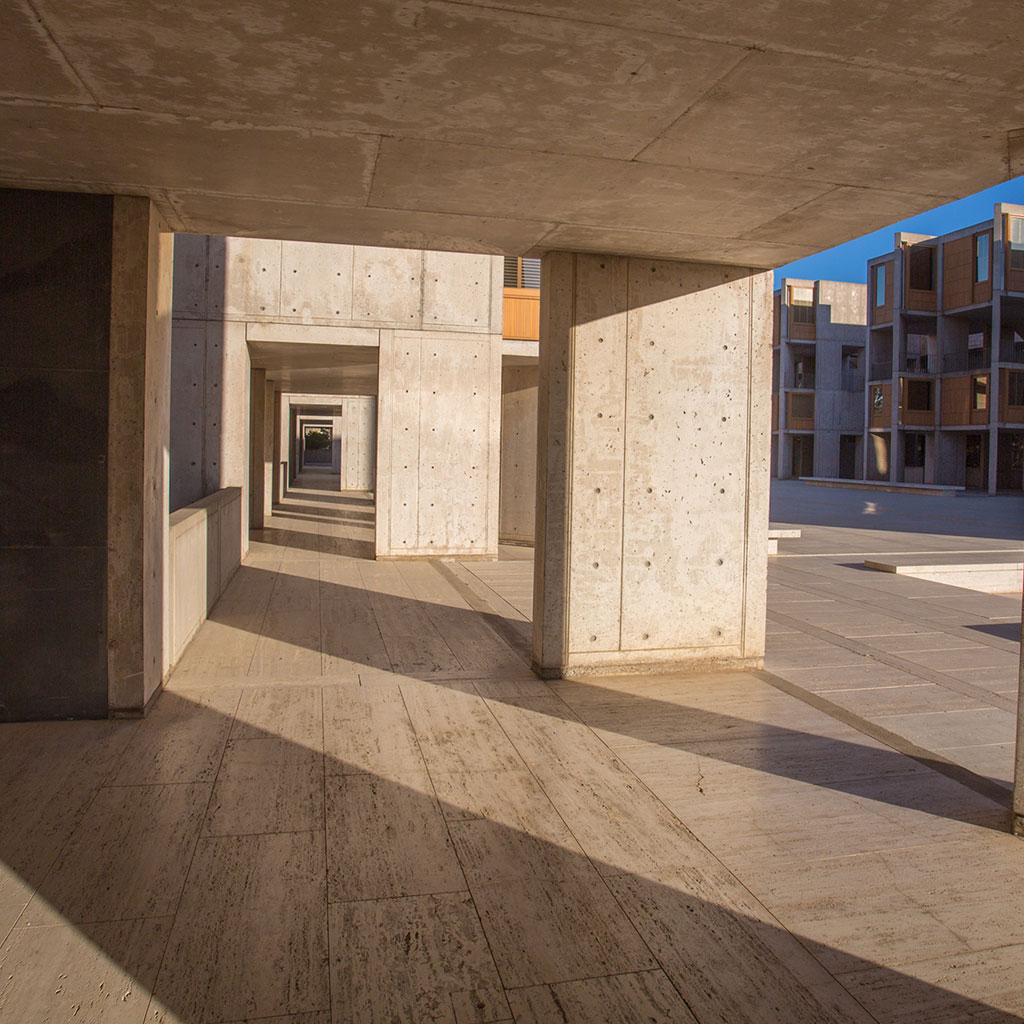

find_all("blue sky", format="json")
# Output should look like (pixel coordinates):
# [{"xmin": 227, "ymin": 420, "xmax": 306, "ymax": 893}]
[{"xmin": 773, "ymin": 177, "xmax": 1024, "ymax": 288}]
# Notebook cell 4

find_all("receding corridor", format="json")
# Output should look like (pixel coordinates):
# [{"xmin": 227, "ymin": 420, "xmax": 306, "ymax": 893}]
[{"xmin": 1, "ymin": 479, "xmax": 1023, "ymax": 1022}]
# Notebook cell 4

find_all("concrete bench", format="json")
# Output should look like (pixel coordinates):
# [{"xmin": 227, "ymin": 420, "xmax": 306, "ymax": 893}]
[
  {"xmin": 864, "ymin": 552, "xmax": 1024, "ymax": 594},
  {"xmin": 768, "ymin": 526, "xmax": 801, "ymax": 555}
]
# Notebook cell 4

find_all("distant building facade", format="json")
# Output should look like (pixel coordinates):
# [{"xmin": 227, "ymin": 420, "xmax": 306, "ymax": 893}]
[
  {"xmin": 773, "ymin": 203, "xmax": 1024, "ymax": 493},
  {"xmin": 864, "ymin": 203, "xmax": 1024, "ymax": 492},
  {"xmin": 771, "ymin": 279, "xmax": 867, "ymax": 480}
]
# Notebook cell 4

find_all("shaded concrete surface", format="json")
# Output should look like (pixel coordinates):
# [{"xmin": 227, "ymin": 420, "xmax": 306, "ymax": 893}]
[{"xmin": 3, "ymin": 476, "xmax": 1024, "ymax": 1021}]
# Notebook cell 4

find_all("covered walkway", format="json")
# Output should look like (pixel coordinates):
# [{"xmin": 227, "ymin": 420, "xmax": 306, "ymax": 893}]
[{"xmin": 1, "ymin": 478, "xmax": 1023, "ymax": 1022}]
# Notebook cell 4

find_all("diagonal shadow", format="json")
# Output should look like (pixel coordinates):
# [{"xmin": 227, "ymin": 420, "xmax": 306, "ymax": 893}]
[
  {"xmin": 0, "ymin": 683, "xmax": 1022, "ymax": 1022},
  {"xmin": 966, "ymin": 621, "xmax": 1023, "ymax": 643},
  {"xmin": 178, "ymin": 557, "xmax": 1013, "ymax": 828}
]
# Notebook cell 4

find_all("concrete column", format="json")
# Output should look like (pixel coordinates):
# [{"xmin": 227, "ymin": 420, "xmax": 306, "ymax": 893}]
[
  {"xmin": 376, "ymin": 329, "xmax": 501, "ymax": 558},
  {"xmin": 2, "ymin": 190, "xmax": 172, "ymax": 720},
  {"xmin": 532, "ymin": 252, "xmax": 770, "ymax": 679},
  {"xmin": 106, "ymin": 197, "xmax": 174, "ymax": 713},
  {"xmin": 499, "ymin": 365, "xmax": 539, "ymax": 544},
  {"xmin": 272, "ymin": 389, "xmax": 283, "ymax": 505},
  {"xmin": 1015, "ymin": 594, "xmax": 1024, "ymax": 835},
  {"xmin": 331, "ymin": 414, "xmax": 343, "ymax": 476},
  {"xmin": 263, "ymin": 378, "xmax": 275, "ymax": 517},
  {"xmin": 249, "ymin": 367, "xmax": 267, "ymax": 529}
]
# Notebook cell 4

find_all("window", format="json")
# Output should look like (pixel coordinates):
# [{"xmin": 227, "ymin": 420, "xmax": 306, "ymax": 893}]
[
  {"xmin": 965, "ymin": 435, "xmax": 982, "ymax": 469},
  {"xmin": 975, "ymin": 233, "xmax": 990, "ymax": 283},
  {"xmin": 503, "ymin": 256, "xmax": 541, "ymax": 289},
  {"xmin": 971, "ymin": 376, "xmax": 988, "ymax": 411},
  {"xmin": 905, "ymin": 379, "xmax": 933, "ymax": 411},
  {"xmin": 790, "ymin": 286, "xmax": 814, "ymax": 324},
  {"xmin": 874, "ymin": 264, "xmax": 886, "ymax": 307},
  {"xmin": 1011, "ymin": 435, "xmax": 1024, "ymax": 470},
  {"xmin": 1009, "ymin": 370, "xmax": 1024, "ymax": 407},
  {"xmin": 845, "ymin": 350, "xmax": 859, "ymax": 371},
  {"xmin": 908, "ymin": 246, "xmax": 935, "ymax": 291},
  {"xmin": 1011, "ymin": 218, "xmax": 1024, "ymax": 271},
  {"xmin": 904, "ymin": 433, "xmax": 926, "ymax": 468}
]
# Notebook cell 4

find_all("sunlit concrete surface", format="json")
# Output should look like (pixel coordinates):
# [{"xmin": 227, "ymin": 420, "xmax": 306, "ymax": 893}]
[{"xmin": 2, "ymin": 476, "xmax": 1024, "ymax": 1021}]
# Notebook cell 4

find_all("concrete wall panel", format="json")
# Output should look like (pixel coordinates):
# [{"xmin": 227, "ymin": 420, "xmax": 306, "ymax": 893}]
[
  {"xmin": 223, "ymin": 237, "xmax": 281, "ymax": 317},
  {"xmin": 353, "ymin": 246, "xmax": 422, "ymax": 324},
  {"xmin": 499, "ymin": 366, "xmax": 538, "ymax": 544},
  {"xmin": 423, "ymin": 251, "xmax": 493, "ymax": 329},
  {"xmin": 340, "ymin": 396, "xmax": 376, "ymax": 490},
  {"xmin": 382, "ymin": 333, "xmax": 421, "ymax": 553},
  {"xmin": 169, "ymin": 320, "xmax": 206, "ymax": 510},
  {"xmin": 377, "ymin": 330, "xmax": 499, "ymax": 558},
  {"xmin": 281, "ymin": 240, "xmax": 354, "ymax": 320},
  {"xmin": 566, "ymin": 255, "xmax": 628, "ymax": 654},
  {"xmin": 619, "ymin": 262, "xmax": 751, "ymax": 652},
  {"xmin": 172, "ymin": 233, "xmax": 208, "ymax": 317}
]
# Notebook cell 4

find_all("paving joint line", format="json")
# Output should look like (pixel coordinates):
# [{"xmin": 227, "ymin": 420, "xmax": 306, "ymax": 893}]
[
  {"xmin": 753, "ymin": 668, "xmax": 1013, "ymax": 811},
  {"xmin": 769, "ymin": 563, "xmax": 1021, "ymax": 653},
  {"xmin": 431, "ymin": 560, "xmax": 533, "ymax": 665},
  {"xmin": 767, "ymin": 609, "xmax": 1015, "ymax": 714}
]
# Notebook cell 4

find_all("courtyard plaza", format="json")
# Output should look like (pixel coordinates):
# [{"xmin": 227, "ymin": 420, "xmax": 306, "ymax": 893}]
[{"xmin": 1, "ymin": 474, "xmax": 1022, "ymax": 1022}]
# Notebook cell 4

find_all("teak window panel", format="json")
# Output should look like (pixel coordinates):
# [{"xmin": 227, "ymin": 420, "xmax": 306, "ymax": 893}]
[
  {"xmin": 943, "ymin": 233, "xmax": 992, "ymax": 309},
  {"xmin": 786, "ymin": 392, "xmax": 815, "ymax": 430},
  {"xmin": 941, "ymin": 374, "xmax": 990, "ymax": 426}
]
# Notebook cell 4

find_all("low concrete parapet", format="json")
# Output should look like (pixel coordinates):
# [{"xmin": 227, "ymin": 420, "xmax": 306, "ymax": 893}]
[
  {"xmin": 167, "ymin": 487, "xmax": 243, "ymax": 668},
  {"xmin": 864, "ymin": 553, "xmax": 1024, "ymax": 594},
  {"xmin": 799, "ymin": 477, "xmax": 964, "ymax": 496}
]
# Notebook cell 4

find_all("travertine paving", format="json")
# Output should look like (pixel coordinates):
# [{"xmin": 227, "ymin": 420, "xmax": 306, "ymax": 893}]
[{"xmin": 1, "ymin": 477, "xmax": 1023, "ymax": 1022}]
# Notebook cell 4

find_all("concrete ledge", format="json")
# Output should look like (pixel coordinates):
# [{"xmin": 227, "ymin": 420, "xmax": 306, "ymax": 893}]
[
  {"xmin": 168, "ymin": 487, "xmax": 244, "ymax": 668},
  {"xmin": 768, "ymin": 525, "xmax": 801, "ymax": 555},
  {"xmin": 535, "ymin": 652, "xmax": 764, "ymax": 679},
  {"xmin": 864, "ymin": 553, "xmax": 1024, "ymax": 594},
  {"xmin": 376, "ymin": 552, "xmax": 499, "ymax": 562},
  {"xmin": 800, "ymin": 477, "xmax": 964, "ymax": 496}
]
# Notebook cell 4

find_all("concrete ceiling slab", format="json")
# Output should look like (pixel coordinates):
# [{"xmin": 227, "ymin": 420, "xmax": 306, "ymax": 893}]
[
  {"xmin": 368, "ymin": 136, "xmax": 833, "ymax": 235},
  {"xmin": 0, "ymin": 2, "xmax": 90, "ymax": 102},
  {"xmin": 637, "ymin": 51, "xmax": 1017, "ymax": 198},
  {"xmin": 0, "ymin": 105, "xmax": 377, "ymax": 214},
  {"xmin": 248, "ymin": 340, "xmax": 379, "ymax": 396},
  {"xmin": 473, "ymin": 0, "xmax": 1024, "ymax": 88},
  {"xmin": 2, "ymin": 0, "xmax": 1021, "ymax": 266}
]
